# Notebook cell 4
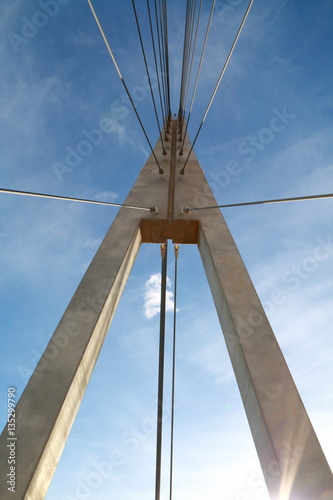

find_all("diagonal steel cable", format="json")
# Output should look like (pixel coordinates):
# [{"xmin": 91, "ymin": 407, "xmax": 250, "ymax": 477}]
[
  {"xmin": 86, "ymin": 0, "xmax": 164, "ymax": 174},
  {"xmin": 180, "ymin": 0, "xmax": 216, "ymax": 155},
  {"xmin": 0, "ymin": 188, "xmax": 156, "ymax": 212},
  {"xmin": 155, "ymin": 0, "xmax": 167, "ymax": 120},
  {"xmin": 182, "ymin": 193, "xmax": 333, "ymax": 212},
  {"xmin": 183, "ymin": 0, "xmax": 202, "ymax": 116},
  {"xmin": 179, "ymin": 0, "xmax": 195, "ymax": 117},
  {"xmin": 179, "ymin": 0, "xmax": 203, "ymax": 142},
  {"xmin": 162, "ymin": 0, "xmax": 171, "ymax": 117},
  {"xmin": 147, "ymin": 0, "xmax": 166, "ymax": 125},
  {"xmin": 180, "ymin": 0, "xmax": 255, "ymax": 175},
  {"xmin": 132, "ymin": 0, "xmax": 167, "ymax": 154}
]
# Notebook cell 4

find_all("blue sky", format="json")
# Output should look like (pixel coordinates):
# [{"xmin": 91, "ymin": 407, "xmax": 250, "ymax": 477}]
[{"xmin": 0, "ymin": 0, "xmax": 333, "ymax": 499}]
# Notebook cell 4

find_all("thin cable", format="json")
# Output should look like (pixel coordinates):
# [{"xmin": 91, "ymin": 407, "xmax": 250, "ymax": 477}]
[
  {"xmin": 179, "ymin": 0, "xmax": 203, "ymax": 142},
  {"xmin": 86, "ymin": 0, "xmax": 164, "ymax": 174},
  {"xmin": 182, "ymin": 193, "xmax": 333, "ymax": 212},
  {"xmin": 179, "ymin": 0, "xmax": 195, "ymax": 117},
  {"xmin": 183, "ymin": 0, "xmax": 197, "ymax": 112},
  {"xmin": 180, "ymin": 0, "xmax": 255, "ymax": 175},
  {"xmin": 180, "ymin": 0, "xmax": 216, "ymax": 154},
  {"xmin": 178, "ymin": 0, "xmax": 190, "ymax": 117},
  {"xmin": 169, "ymin": 244, "xmax": 179, "ymax": 500},
  {"xmin": 155, "ymin": 0, "xmax": 168, "ymax": 120},
  {"xmin": 162, "ymin": 0, "xmax": 171, "ymax": 117},
  {"xmin": 160, "ymin": 0, "xmax": 171, "ymax": 118},
  {"xmin": 183, "ymin": 0, "xmax": 202, "ymax": 120},
  {"xmin": 159, "ymin": 0, "xmax": 170, "ymax": 120},
  {"xmin": 184, "ymin": 0, "xmax": 196, "ymax": 112},
  {"xmin": 147, "ymin": 0, "xmax": 166, "ymax": 124},
  {"xmin": 132, "ymin": 0, "xmax": 166, "ymax": 154},
  {"xmin": 156, "ymin": 0, "xmax": 165, "ymax": 112},
  {"xmin": 0, "ymin": 188, "xmax": 156, "ymax": 212},
  {"xmin": 182, "ymin": 0, "xmax": 195, "ymax": 107},
  {"xmin": 155, "ymin": 242, "xmax": 168, "ymax": 500}
]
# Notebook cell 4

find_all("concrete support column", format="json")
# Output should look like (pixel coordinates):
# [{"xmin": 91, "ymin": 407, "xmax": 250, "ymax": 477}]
[
  {"xmin": 198, "ymin": 211, "xmax": 333, "ymax": 499},
  {"xmin": 172, "ymin": 126, "xmax": 333, "ymax": 498},
  {"xmin": 0, "ymin": 131, "xmax": 171, "ymax": 499},
  {"xmin": 0, "ymin": 211, "xmax": 142, "ymax": 499}
]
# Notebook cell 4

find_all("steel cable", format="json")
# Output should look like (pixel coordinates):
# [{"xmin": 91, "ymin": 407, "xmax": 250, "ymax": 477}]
[
  {"xmin": 179, "ymin": 0, "xmax": 255, "ymax": 175},
  {"xmin": 182, "ymin": 193, "xmax": 333, "ymax": 212},
  {"xmin": 179, "ymin": 0, "xmax": 194, "ymax": 117},
  {"xmin": 0, "ymin": 188, "xmax": 157, "ymax": 212},
  {"xmin": 157, "ymin": 0, "xmax": 166, "ymax": 114},
  {"xmin": 155, "ymin": 0, "xmax": 169, "ymax": 120},
  {"xmin": 147, "ymin": 0, "xmax": 166, "ymax": 125},
  {"xmin": 183, "ymin": 0, "xmax": 201, "ymax": 115},
  {"xmin": 162, "ymin": 0, "xmax": 171, "ymax": 117},
  {"xmin": 169, "ymin": 244, "xmax": 179, "ymax": 500},
  {"xmin": 179, "ymin": 0, "xmax": 203, "ymax": 141},
  {"xmin": 180, "ymin": 0, "xmax": 216, "ymax": 155},
  {"xmin": 155, "ymin": 242, "xmax": 168, "ymax": 500},
  {"xmin": 132, "ymin": 0, "xmax": 166, "ymax": 154},
  {"xmin": 86, "ymin": 0, "xmax": 164, "ymax": 174}
]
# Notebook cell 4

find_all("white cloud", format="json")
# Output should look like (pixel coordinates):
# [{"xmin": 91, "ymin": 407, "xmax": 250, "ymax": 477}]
[
  {"xmin": 0, "ymin": 197, "xmax": 104, "ymax": 291},
  {"xmin": 63, "ymin": 30, "xmax": 100, "ymax": 47},
  {"xmin": 143, "ymin": 272, "xmax": 174, "ymax": 319},
  {"xmin": 94, "ymin": 191, "xmax": 119, "ymax": 201}
]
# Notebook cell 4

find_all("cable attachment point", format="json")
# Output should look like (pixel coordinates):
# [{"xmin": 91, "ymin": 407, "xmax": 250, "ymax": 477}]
[
  {"xmin": 181, "ymin": 206, "xmax": 189, "ymax": 214},
  {"xmin": 150, "ymin": 206, "xmax": 159, "ymax": 214},
  {"xmin": 160, "ymin": 243, "xmax": 166, "ymax": 259}
]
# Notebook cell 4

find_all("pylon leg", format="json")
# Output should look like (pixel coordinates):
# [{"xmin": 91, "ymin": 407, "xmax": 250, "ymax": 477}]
[
  {"xmin": 0, "ymin": 214, "xmax": 142, "ymax": 499},
  {"xmin": 173, "ymin": 129, "xmax": 333, "ymax": 499},
  {"xmin": 0, "ymin": 133, "xmax": 171, "ymax": 499},
  {"xmin": 199, "ymin": 218, "xmax": 333, "ymax": 499}
]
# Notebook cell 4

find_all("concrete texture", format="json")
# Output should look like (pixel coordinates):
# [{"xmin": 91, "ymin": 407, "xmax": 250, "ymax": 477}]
[{"xmin": 176, "ymin": 126, "xmax": 333, "ymax": 499}]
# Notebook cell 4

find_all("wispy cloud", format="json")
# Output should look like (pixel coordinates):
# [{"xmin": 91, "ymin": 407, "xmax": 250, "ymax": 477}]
[
  {"xmin": 63, "ymin": 30, "xmax": 100, "ymax": 47},
  {"xmin": 143, "ymin": 273, "xmax": 174, "ymax": 319},
  {"xmin": 0, "ymin": 197, "xmax": 104, "ymax": 290},
  {"xmin": 94, "ymin": 190, "xmax": 119, "ymax": 201}
]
